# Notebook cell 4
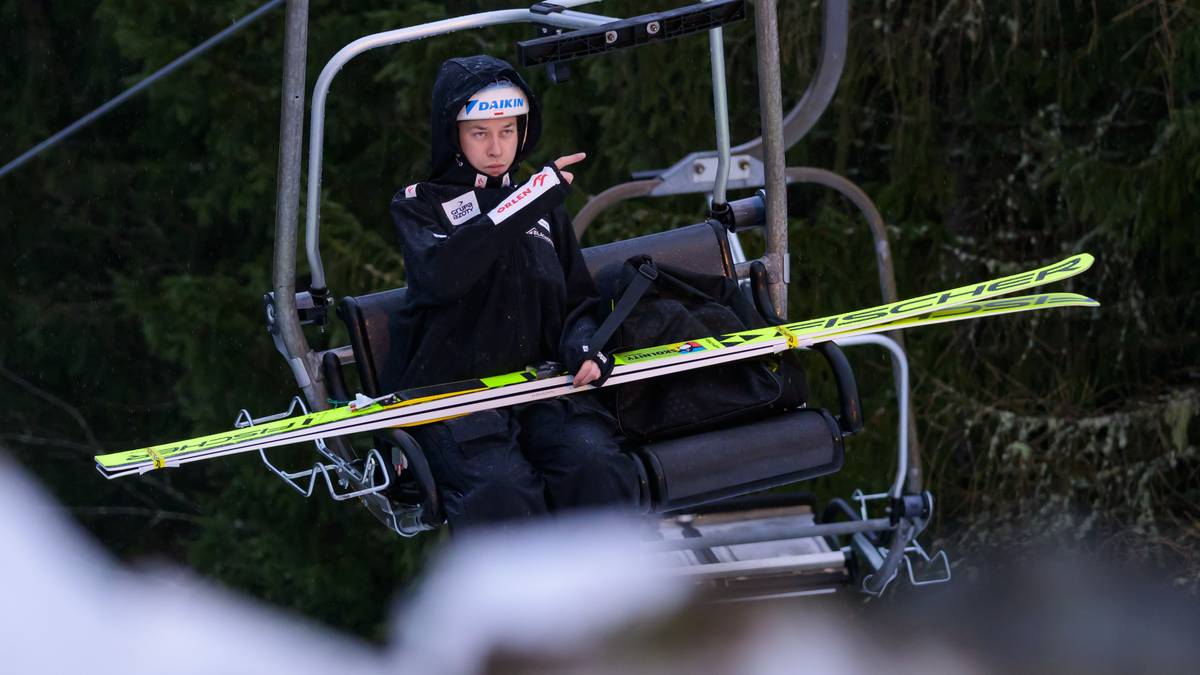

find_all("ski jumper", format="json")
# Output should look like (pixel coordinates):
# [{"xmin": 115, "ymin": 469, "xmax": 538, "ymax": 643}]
[{"xmin": 388, "ymin": 56, "xmax": 642, "ymax": 529}]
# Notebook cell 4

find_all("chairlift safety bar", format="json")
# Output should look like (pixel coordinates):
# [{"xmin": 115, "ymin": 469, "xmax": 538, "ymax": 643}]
[
  {"xmin": 304, "ymin": 4, "xmax": 614, "ymax": 295},
  {"xmin": 515, "ymin": 0, "xmax": 745, "ymax": 66}
]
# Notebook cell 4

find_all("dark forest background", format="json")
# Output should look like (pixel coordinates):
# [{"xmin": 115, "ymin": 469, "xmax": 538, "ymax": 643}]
[{"xmin": 1, "ymin": 0, "xmax": 1197, "ymax": 639}]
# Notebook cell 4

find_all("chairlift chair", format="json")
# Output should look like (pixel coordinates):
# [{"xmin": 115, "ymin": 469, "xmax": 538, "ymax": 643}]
[{"xmin": 259, "ymin": 0, "xmax": 950, "ymax": 599}]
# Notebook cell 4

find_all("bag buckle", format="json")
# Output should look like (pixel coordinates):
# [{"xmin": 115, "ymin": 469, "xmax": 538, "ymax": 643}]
[{"xmin": 637, "ymin": 261, "xmax": 658, "ymax": 281}]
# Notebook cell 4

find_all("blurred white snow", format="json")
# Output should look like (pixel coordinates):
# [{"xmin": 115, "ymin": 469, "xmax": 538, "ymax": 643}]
[
  {"xmin": 393, "ymin": 517, "xmax": 690, "ymax": 675},
  {"xmin": 0, "ymin": 454, "xmax": 385, "ymax": 675},
  {"xmin": 5, "ymin": 451, "xmax": 1197, "ymax": 675}
]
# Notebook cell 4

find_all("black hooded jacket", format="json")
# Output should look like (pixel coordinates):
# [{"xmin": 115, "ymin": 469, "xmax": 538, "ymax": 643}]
[{"xmin": 386, "ymin": 56, "xmax": 600, "ymax": 390}]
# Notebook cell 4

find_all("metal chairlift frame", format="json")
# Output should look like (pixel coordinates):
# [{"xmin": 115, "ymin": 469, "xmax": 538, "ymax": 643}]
[{"xmin": 264, "ymin": 0, "xmax": 948, "ymax": 596}]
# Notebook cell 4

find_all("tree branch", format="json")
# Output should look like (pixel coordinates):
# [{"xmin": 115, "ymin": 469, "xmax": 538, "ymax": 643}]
[{"xmin": 0, "ymin": 364, "xmax": 102, "ymax": 451}]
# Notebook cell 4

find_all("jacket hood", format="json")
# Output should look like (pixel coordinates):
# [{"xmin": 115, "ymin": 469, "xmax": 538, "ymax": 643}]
[{"xmin": 429, "ymin": 55, "xmax": 543, "ymax": 186}]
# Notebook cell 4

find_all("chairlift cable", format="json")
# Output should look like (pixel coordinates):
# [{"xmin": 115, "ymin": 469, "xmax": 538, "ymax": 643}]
[{"xmin": 0, "ymin": 0, "xmax": 284, "ymax": 179}]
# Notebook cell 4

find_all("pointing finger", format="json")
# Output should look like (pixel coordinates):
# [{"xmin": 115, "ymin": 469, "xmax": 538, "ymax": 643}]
[{"xmin": 554, "ymin": 152, "xmax": 587, "ymax": 169}]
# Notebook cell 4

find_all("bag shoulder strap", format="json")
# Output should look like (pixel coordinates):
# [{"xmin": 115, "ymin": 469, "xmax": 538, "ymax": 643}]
[{"xmin": 586, "ymin": 259, "xmax": 658, "ymax": 354}]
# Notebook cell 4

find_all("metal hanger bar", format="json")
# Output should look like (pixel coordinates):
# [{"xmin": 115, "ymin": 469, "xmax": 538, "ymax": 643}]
[{"xmin": 705, "ymin": 0, "xmax": 733, "ymax": 206}]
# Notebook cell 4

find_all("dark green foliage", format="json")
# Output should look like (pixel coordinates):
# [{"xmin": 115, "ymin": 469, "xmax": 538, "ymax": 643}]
[
  {"xmin": 791, "ymin": 0, "xmax": 1200, "ymax": 589},
  {"xmin": 0, "ymin": 0, "xmax": 1197, "ymax": 637}
]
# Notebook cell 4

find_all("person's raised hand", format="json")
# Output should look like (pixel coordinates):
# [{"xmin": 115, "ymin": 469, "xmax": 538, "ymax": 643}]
[{"xmin": 553, "ymin": 152, "xmax": 586, "ymax": 184}]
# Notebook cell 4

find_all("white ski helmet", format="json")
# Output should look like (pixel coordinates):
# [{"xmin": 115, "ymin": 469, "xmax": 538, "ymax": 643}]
[{"xmin": 456, "ymin": 80, "xmax": 528, "ymax": 121}]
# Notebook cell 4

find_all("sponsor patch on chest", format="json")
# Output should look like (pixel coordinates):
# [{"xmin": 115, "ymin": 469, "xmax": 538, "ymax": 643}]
[
  {"xmin": 526, "ymin": 221, "xmax": 555, "ymax": 248},
  {"xmin": 441, "ymin": 191, "xmax": 481, "ymax": 226}
]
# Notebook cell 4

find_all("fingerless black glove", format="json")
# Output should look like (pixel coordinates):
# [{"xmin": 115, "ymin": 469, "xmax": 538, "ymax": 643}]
[
  {"xmin": 563, "ymin": 340, "xmax": 615, "ymax": 388},
  {"xmin": 582, "ymin": 347, "xmax": 615, "ymax": 388}
]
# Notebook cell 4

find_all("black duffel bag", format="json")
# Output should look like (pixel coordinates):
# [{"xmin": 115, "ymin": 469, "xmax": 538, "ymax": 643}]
[{"xmin": 597, "ymin": 255, "xmax": 807, "ymax": 441}]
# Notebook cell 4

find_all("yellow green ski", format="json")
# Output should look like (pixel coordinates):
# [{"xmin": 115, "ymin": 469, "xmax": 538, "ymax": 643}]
[{"xmin": 95, "ymin": 253, "xmax": 1096, "ymax": 478}]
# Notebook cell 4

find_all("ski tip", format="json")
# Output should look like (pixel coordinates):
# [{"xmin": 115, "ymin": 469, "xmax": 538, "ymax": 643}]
[
  {"xmin": 94, "ymin": 448, "xmax": 150, "ymax": 470},
  {"xmin": 1050, "ymin": 293, "xmax": 1100, "ymax": 308},
  {"xmin": 1049, "ymin": 292, "xmax": 1100, "ymax": 307},
  {"xmin": 1055, "ymin": 252, "xmax": 1094, "ymax": 274},
  {"xmin": 94, "ymin": 462, "xmax": 125, "ymax": 480},
  {"xmin": 1029, "ymin": 252, "xmax": 1095, "ymax": 287}
]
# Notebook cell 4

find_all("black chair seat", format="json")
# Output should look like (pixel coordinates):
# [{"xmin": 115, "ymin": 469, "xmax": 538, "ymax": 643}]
[
  {"xmin": 639, "ymin": 408, "xmax": 844, "ymax": 512},
  {"xmin": 328, "ymin": 219, "xmax": 858, "ymax": 522}
]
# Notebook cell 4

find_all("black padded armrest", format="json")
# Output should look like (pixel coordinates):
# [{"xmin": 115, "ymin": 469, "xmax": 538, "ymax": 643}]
[
  {"xmin": 749, "ymin": 259, "xmax": 785, "ymax": 323},
  {"xmin": 321, "ymin": 350, "xmax": 352, "ymax": 403},
  {"xmin": 749, "ymin": 260, "xmax": 863, "ymax": 435},
  {"xmin": 377, "ymin": 428, "xmax": 444, "ymax": 527},
  {"xmin": 812, "ymin": 342, "xmax": 863, "ymax": 435}
]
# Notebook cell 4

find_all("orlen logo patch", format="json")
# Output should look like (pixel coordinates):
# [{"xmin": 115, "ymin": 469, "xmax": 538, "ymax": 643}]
[
  {"xmin": 487, "ymin": 169, "xmax": 561, "ymax": 225},
  {"xmin": 463, "ymin": 98, "xmax": 525, "ymax": 116},
  {"xmin": 495, "ymin": 187, "xmax": 533, "ymax": 217}
]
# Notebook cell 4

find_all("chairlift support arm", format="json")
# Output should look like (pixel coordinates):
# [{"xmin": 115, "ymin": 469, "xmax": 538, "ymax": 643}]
[{"xmin": 277, "ymin": 2, "xmax": 613, "ymax": 411}]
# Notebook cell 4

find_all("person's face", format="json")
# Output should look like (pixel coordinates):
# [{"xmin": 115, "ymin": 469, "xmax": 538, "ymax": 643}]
[{"xmin": 458, "ymin": 117, "xmax": 519, "ymax": 177}]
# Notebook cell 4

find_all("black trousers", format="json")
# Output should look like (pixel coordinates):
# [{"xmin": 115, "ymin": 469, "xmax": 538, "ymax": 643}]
[{"xmin": 408, "ymin": 397, "xmax": 643, "ymax": 530}]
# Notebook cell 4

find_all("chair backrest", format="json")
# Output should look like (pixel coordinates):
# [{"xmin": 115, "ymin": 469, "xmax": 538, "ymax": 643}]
[
  {"xmin": 582, "ymin": 220, "xmax": 734, "ymax": 298},
  {"xmin": 337, "ymin": 288, "xmax": 407, "ymax": 397},
  {"xmin": 339, "ymin": 220, "xmax": 736, "ymax": 397}
]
